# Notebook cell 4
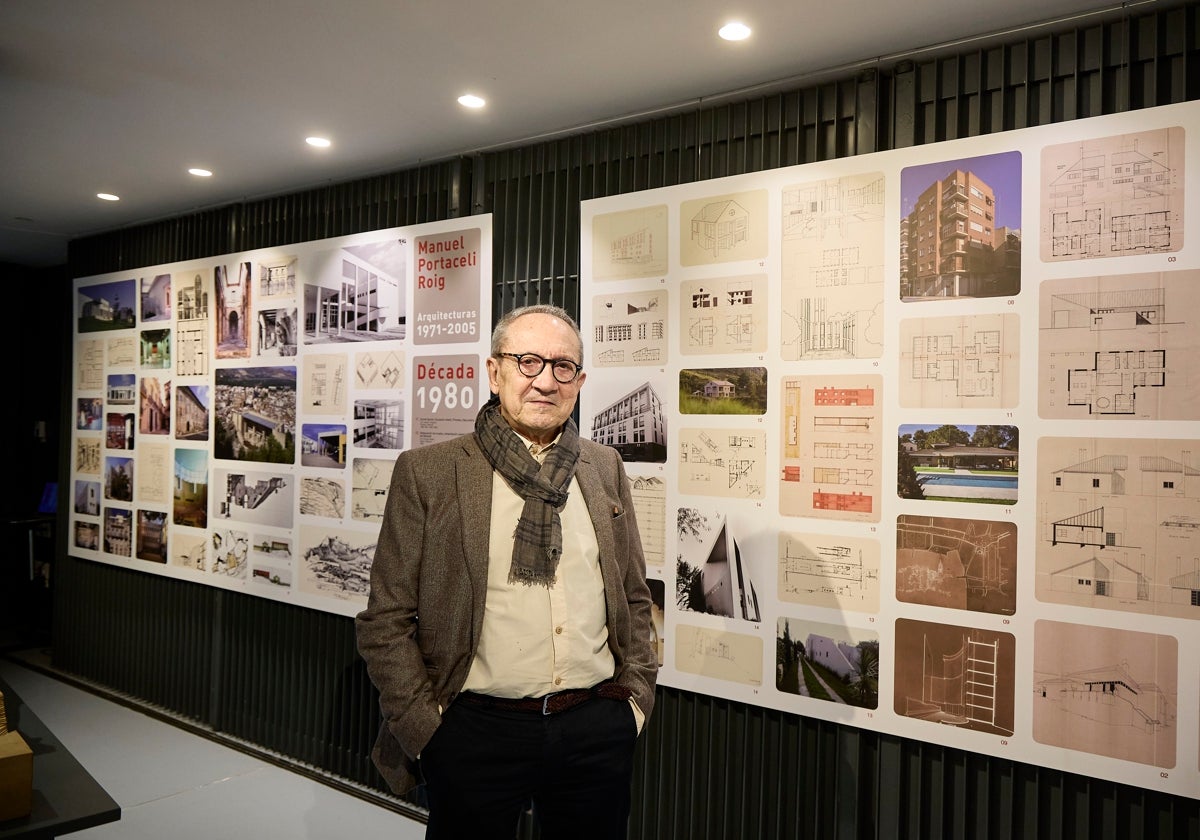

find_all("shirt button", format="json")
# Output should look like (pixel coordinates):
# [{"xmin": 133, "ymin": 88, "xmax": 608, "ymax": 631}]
[
  {"xmin": 555, "ymin": 626, "xmax": 563, "ymax": 635},
  {"xmin": 554, "ymin": 676, "xmax": 563, "ymax": 686}
]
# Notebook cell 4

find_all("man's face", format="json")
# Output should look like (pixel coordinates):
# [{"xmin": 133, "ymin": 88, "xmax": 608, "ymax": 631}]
[{"xmin": 485, "ymin": 312, "xmax": 586, "ymax": 445}]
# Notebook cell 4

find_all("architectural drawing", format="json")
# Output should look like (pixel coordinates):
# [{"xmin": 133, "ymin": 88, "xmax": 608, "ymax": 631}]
[
  {"xmin": 75, "ymin": 438, "xmax": 101, "ymax": 475},
  {"xmin": 106, "ymin": 335, "xmax": 136, "ymax": 367},
  {"xmin": 780, "ymin": 375, "xmax": 882, "ymax": 522},
  {"xmin": 896, "ymin": 515, "xmax": 1016, "ymax": 615},
  {"xmin": 781, "ymin": 173, "xmax": 885, "ymax": 360},
  {"xmin": 1039, "ymin": 271, "xmax": 1199, "ymax": 420},
  {"xmin": 677, "ymin": 275, "xmax": 766, "ymax": 356},
  {"xmin": 1036, "ymin": 437, "xmax": 1200, "ymax": 618},
  {"xmin": 590, "ymin": 204, "xmax": 668, "ymax": 281},
  {"xmin": 776, "ymin": 531, "xmax": 880, "ymax": 613},
  {"xmin": 591, "ymin": 289, "xmax": 669, "ymax": 367},
  {"xmin": 679, "ymin": 190, "xmax": 768, "ymax": 266},
  {"xmin": 1041, "ymin": 126, "xmax": 1184, "ymax": 261},
  {"xmin": 351, "ymin": 457, "xmax": 393, "ymax": 522},
  {"xmin": 300, "ymin": 476, "xmax": 345, "ymax": 519},
  {"xmin": 210, "ymin": 526, "xmax": 249, "ymax": 578},
  {"xmin": 678, "ymin": 429, "xmax": 766, "ymax": 499},
  {"xmin": 629, "ymin": 475, "xmax": 665, "ymax": 567},
  {"xmin": 298, "ymin": 525, "xmax": 375, "ymax": 601},
  {"xmin": 169, "ymin": 532, "xmax": 206, "ymax": 572},
  {"xmin": 355, "ymin": 350, "xmax": 405, "ymax": 390},
  {"xmin": 303, "ymin": 353, "xmax": 348, "ymax": 414},
  {"xmin": 894, "ymin": 618, "xmax": 1015, "ymax": 736},
  {"xmin": 1033, "ymin": 620, "xmax": 1177, "ymax": 767},
  {"xmin": 675, "ymin": 624, "xmax": 763, "ymax": 687},
  {"xmin": 77, "ymin": 339, "xmax": 103, "ymax": 390},
  {"xmin": 899, "ymin": 313, "xmax": 1020, "ymax": 408}
]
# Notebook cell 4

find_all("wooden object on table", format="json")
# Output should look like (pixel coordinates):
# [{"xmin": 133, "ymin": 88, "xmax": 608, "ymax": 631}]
[{"xmin": 0, "ymin": 689, "xmax": 33, "ymax": 822}]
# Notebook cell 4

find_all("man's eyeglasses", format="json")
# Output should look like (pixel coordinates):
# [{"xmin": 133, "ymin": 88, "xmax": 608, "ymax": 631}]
[{"xmin": 497, "ymin": 352, "xmax": 583, "ymax": 384}]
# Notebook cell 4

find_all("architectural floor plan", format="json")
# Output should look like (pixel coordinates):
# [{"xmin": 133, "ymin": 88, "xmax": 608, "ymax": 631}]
[
  {"xmin": 1039, "ymin": 271, "xmax": 1199, "ymax": 420},
  {"xmin": 1041, "ymin": 126, "xmax": 1184, "ymax": 261},
  {"xmin": 900, "ymin": 314, "xmax": 1020, "ymax": 408}
]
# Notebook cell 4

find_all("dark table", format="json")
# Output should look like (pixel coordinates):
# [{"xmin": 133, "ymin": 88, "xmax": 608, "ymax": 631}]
[{"xmin": 0, "ymin": 677, "xmax": 120, "ymax": 839}]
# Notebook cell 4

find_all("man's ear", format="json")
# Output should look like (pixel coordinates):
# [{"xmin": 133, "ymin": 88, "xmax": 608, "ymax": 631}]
[{"xmin": 485, "ymin": 355, "xmax": 500, "ymax": 394}]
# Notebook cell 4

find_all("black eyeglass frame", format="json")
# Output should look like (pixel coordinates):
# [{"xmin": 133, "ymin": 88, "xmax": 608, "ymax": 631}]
[{"xmin": 496, "ymin": 352, "xmax": 583, "ymax": 384}]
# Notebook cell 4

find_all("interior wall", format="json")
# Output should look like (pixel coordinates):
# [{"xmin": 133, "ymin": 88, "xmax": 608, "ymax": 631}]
[{"xmin": 50, "ymin": 3, "xmax": 1200, "ymax": 837}]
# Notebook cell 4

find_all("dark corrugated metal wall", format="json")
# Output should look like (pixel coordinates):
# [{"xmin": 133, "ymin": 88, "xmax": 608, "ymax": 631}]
[{"xmin": 54, "ymin": 3, "xmax": 1200, "ymax": 837}]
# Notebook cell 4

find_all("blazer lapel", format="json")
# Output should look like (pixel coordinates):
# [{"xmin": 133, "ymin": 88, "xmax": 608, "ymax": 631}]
[
  {"xmin": 454, "ymin": 437, "xmax": 494, "ymax": 601},
  {"xmin": 575, "ymin": 451, "xmax": 617, "ymax": 575}
]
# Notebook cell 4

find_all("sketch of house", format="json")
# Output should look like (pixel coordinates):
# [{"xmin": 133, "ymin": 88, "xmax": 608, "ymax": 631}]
[
  {"xmin": 1047, "ymin": 555, "xmax": 1150, "ymax": 600},
  {"xmin": 1046, "ymin": 129, "xmax": 1180, "ymax": 260},
  {"xmin": 1168, "ymin": 567, "xmax": 1200, "ymax": 606},
  {"xmin": 1139, "ymin": 454, "xmax": 1200, "ymax": 498},
  {"xmin": 1052, "ymin": 455, "xmax": 1128, "ymax": 494},
  {"xmin": 1036, "ymin": 661, "xmax": 1174, "ymax": 735},
  {"xmin": 610, "ymin": 227, "xmax": 654, "ymax": 263},
  {"xmin": 691, "ymin": 200, "xmax": 749, "ymax": 257},
  {"xmin": 1051, "ymin": 507, "xmax": 1128, "ymax": 548},
  {"xmin": 1048, "ymin": 288, "xmax": 1165, "ymax": 330}
]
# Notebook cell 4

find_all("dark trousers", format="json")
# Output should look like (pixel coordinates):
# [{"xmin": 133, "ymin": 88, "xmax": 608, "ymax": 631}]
[{"xmin": 419, "ymin": 694, "xmax": 638, "ymax": 840}]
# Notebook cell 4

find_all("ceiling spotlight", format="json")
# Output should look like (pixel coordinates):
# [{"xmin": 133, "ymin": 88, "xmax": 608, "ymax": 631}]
[
  {"xmin": 306, "ymin": 136, "xmax": 332, "ymax": 148},
  {"xmin": 188, "ymin": 168, "xmax": 213, "ymax": 177},
  {"xmin": 719, "ymin": 21, "xmax": 751, "ymax": 41},
  {"xmin": 97, "ymin": 193, "xmax": 120, "ymax": 201},
  {"xmin": 457, "ymin": 94, "xmax": 486, "ymax": 109}
]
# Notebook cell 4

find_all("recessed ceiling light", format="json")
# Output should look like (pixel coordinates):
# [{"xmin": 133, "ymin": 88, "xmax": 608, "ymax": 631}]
[
  {"xmin": 306, "ymin": 136, "xmax": 332, "ymax": 148},
  {"xmin": 188, "ymin": 168, "xmax": 213, "ymax": 177},
  {"xmin": 457, "ymin": 94, "xmax": 486, "ymax": 109},
  {"xmin": 719, "ymin": 21, "xmax": 751, "ymax": 41},
  {"xmin": 97, "ymin": 193, "xmax": 120, "ymax": 201}
]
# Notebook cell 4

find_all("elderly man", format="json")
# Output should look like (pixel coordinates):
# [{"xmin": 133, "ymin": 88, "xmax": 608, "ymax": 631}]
[{"xmin": 356, "ymin": 304, "xmax": 657, "ymax": 839}]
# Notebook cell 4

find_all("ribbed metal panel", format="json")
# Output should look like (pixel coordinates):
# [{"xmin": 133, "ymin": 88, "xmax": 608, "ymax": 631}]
[
  {"xmin": 67, "ymin": 207, "xmax": 237, "ymax": 278},
  {"xmin": 51, "ymin": 3, "xmax": 1200, "ymax": 837},
  {"xmin": 234, "ymin": 160, "xmax": 468, "ymax": 253},
  {"xmin": 52, "ymin": 555, "xmax": 214, "ymax": 721}
]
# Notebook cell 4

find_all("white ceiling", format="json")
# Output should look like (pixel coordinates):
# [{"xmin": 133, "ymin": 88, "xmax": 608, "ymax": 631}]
[{"xmin": 0, "ymin": 0, "xmax": 1136, "ymax": 268}]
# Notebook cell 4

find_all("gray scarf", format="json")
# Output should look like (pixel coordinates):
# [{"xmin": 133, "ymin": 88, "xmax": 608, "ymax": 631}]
[{"xmin": 473, "ymin": 397, "xmax": 581, "ymax": 587}]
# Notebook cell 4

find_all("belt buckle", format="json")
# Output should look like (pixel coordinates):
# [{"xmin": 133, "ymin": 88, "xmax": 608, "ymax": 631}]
[{"xmin": 542, "ymin": 693, "xmax": 554, "ymax": 715}]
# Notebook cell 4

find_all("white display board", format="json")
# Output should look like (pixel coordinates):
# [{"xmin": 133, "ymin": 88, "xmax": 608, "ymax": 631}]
[
  {"xmin": 69, "ymin": 216, "xmax": 492, "ymax": 618},
  {"xmin": 579, "ymin": 102, "xmax": 1199, "ymax": 798}
]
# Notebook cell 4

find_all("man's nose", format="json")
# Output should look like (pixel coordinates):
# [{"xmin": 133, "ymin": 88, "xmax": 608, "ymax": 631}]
[{"xmin": 530, "ymin": 364, "xmax": 559, "ymax": 388}]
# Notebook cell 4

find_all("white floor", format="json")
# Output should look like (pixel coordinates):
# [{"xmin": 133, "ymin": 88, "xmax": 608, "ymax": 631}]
[{"xmin": 0, "ymin": 655, "xmax": 426, "ymax": 840}]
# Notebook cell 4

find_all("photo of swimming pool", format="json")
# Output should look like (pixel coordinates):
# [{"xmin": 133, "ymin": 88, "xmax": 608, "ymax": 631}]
[
  {"xmin": 919, "ymin": 474, "xmax": 1018, "ymax": 488},
  {"xmin": 914, "ymin": 471, "xmax": 1019, "ymax": 503}
]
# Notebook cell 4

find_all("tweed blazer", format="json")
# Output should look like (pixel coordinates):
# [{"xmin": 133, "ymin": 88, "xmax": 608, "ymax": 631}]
[{"xmin": 355, "ymin": 431, "xmax": 658, "ymax": 795}]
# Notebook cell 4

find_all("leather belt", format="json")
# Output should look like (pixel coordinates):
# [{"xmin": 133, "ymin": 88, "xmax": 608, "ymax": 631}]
[{"xmin": 457, "ymin": 680, "xmax": 632, "ymax": 716}]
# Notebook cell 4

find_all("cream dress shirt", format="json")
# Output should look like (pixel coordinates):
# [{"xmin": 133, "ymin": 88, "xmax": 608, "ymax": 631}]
[{"xmin": 461, "ymin": 435, "xmax": 645, "ymax": 730}]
